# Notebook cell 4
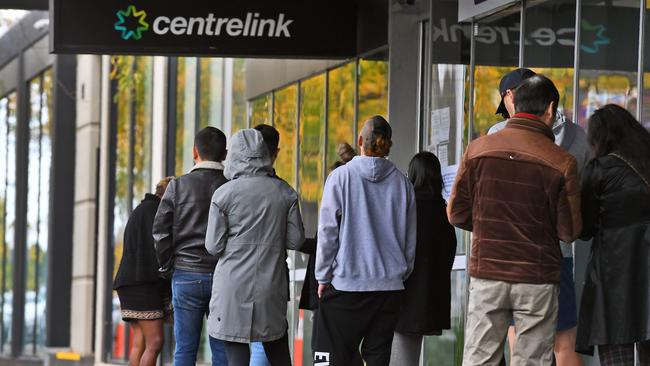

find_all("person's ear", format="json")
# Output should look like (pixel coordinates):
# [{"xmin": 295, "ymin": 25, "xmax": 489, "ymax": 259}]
[
  {"xmin": 193, "ymin": 146, "xmax": 200, "ymax": 162},
  {"xmin": 357, "ymin": 134, "xmax": 363, "ymax": 149},
  {"xmin": 543, "ymin": 101, "xmax": 555, "ymax": 126}
]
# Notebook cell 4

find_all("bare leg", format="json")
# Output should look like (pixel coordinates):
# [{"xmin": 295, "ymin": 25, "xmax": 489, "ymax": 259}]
[
  {"xmin": 554, "ymin": 327, "xmax": 583, "ymax": 366},
  {"xmin": 138, "ymin": 319, "xmax": 165, "ymax": 366},
  {"xmin": 129, "ymin": 322, "xmax": 145, "ymax": 366},
  {"xmin": 507, "ymin": 326, "xmax": 515, "ymax": 365}
]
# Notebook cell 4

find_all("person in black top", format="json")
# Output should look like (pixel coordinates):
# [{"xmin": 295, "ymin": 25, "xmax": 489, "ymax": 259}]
[
  {"xmin": 114, "ymin": 176, "xmax": 173, "ymax": 366},
  {"xmin": 389, "ymin": 152, "xmax": 457, "ymax": 366}
]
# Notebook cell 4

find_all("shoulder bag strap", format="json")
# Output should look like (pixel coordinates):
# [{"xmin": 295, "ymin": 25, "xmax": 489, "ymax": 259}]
[{"xmin": 608, "ymin": 153, "xmax": 650, "ymax": 190}]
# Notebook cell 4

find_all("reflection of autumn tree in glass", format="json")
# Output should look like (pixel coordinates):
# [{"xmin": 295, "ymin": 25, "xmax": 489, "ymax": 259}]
[
  {"xmin": 109, "ymin": 56, "xmax": 154, "ymax": 360},
  {"xmin": 200, "ymin": 59, "xmax": 224, "ymax": 130},
  {"xmin": 472, "ymin": 66, "xmax": 515, "ymax": 137},
  {"xmin": 357, "ymin": 60, "xmax": 389, "ymax": 132},
  {"xmin": 231, "ymin": 59, "xmax": 248, "ymax": 133},
  {"xmin": 175, "ymin": 58, "xmax": 197, "ymax": 176},
  {"xmin": 274, "ymin": 85, "xmax": 298, "ymax": 187},
  {"xmin": 250, "ymin": 95, "xmax": 272, "ymax": 127},
  {"xmin": 23, "ymin": 68, "xmax": 53, "ymax": 353},
  {"xmin": 327, "ymin": 63, "xmax": 355, "ymax": 168},
  {"xmin": 132, "ymin": 57, "xmax": 153, "ymax": 209},
  {"xmin": 299, "ymin": 75, "xmax": 326, "ymax": 236}
]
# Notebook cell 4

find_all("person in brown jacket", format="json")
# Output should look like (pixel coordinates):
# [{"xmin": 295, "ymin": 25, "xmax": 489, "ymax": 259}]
[{"xmin": 447, "ymin": 74, "xmax": 582, "ymax": 366}]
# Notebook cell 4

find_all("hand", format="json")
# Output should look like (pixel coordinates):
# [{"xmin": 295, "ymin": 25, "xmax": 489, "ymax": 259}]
[{"xmin": 318, "ymin": 284, "xmax": 330, "ymax": 299}]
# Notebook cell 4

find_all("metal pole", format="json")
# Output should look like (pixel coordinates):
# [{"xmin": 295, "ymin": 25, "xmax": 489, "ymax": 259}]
[
  {"xmin": 468, "ymin": 22, "xmax": 477, "ymax": 144},
  {"xmin": 572, "ymin": 0, "xmax": 583, "ymax": 124},
  {"xmin": 637, "ymin": 0, "xmax": 646, "ymax": 121},
  {"xmin": 519, "ymin": 0, "xmax": 527, "ymax": 67}
]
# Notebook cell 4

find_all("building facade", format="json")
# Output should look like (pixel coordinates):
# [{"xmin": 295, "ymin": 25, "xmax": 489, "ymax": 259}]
[{"xmin": 0, "ymin": 0, "xmax": 648, "ymax": 365}]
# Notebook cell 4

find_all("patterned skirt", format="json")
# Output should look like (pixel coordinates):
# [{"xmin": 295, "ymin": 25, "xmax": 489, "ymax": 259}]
[{"xmin": 117, "ymin": 280, "xmax": 172, "ymax": 322}]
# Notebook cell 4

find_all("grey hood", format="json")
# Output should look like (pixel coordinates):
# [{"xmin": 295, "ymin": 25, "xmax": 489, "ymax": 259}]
[
  {"xmin": 347, "ymin": 155, "xmax": 397, "ymax": 182},
  {"xmin": 224, "ymin": 129, "xmax": 273, "ymax": 180}
]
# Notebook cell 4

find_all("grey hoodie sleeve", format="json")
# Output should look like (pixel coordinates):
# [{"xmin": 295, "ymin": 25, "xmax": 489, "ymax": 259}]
[
  {"xmin": 404, "ymin": 182, "xmax": 417, "ymax": 280},
  {"xmin": 286, "ymin": 191, "xmax": 305, "ymax": 250},
  {"xmin": 315, "ymin": 175, "xmax": 342, "ymax": 285},
  {"xmin": 205, "ymin": 192, "xmax": 228, "ymax": 258}
]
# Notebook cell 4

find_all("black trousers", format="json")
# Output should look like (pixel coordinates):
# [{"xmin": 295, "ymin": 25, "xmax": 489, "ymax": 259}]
[
  {"xmin": 223, "ymin": 332, "xmax": 292, "ymax": 366},
  {"xmin": 313, "ymin": 287, "xmax": 402, "ymax": 366}
]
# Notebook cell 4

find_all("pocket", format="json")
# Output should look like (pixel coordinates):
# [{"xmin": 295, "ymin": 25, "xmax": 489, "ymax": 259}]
[{"xmin": 174, "ymin": 279, "xmax": 202, "ymax": 286}]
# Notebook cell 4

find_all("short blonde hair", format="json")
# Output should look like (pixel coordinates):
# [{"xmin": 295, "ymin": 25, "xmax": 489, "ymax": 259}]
[{"xmin": 155, "ymin": 176, "xmax": 174, "ymax": 197}]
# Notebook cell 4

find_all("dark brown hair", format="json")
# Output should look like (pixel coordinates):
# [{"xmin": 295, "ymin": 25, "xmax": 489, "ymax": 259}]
[
  {"xmin": 588, "ymin": 104, "xmax": 650, "ymax": 179},
  {"xmin": 155, "ymin": 176, "xmax": 174, "ymax": 198}
]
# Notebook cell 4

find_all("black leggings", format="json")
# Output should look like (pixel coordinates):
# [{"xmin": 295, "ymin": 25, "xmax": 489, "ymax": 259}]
[{"xmin": 224, "ymin": 332, "xmax": 292, "ymax": 366}]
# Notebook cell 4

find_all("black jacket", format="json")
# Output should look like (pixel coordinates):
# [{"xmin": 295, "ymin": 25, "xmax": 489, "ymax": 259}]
[
  {"xmin": 153, "ymin": 166, "xmax": 228, "ymax": 275},
  {"xmin": 576, "ymin": 155, "xmax": 650, "ymax": 354},
  {"xmin": 395, "ymin": 191, "xmax": 457, "ymax": 335},
  {"xmin": 113, "ymin": 194, "xmax": 161, "ymax": 289},
  {"xmin": 298, "ymin": 237, "xmax": 318, "ymax": 311}
]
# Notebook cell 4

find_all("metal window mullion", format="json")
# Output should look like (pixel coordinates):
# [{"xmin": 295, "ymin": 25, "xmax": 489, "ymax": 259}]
[
  {"xmin": 295, "ymin": 82, "xmax": 301, "ymax": 191},
  {"xmin": 13, "ymin": 50, "xmax": 30, "ymax": 358},
  {"xmin": 31, "ymin": 73, "xmax": 45, "ymax": 355},
  {"xmin": 353, "ymin": 60, "xmax": 360, "ymax": 146},
  {"xmin": 572, "ymin": 0, "xmax": 583, "ymax": 125},
  {"xmin": 519, "ymin": 0, "xmax": 526, "ymax": 67},
  {"xmin": 637, "ymin": 0, "xmax": 646, "ymax": 121},
  {"xmin": 166, "ymin": 57, "xmax": 178, "ymax": 176}
]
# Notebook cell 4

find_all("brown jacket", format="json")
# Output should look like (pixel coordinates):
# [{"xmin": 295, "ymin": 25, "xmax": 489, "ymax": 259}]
[{"xmin": 447, "ymin": 114, "xmax": 582, "ymax": 284}]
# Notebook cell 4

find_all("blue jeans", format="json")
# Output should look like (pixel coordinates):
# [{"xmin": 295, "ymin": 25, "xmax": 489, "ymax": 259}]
[
  {"xmin": 250, "ymin": 342, "xmax": 270, "ymax": 366},
  {"xmin": 172, "ymin": 270, "xmax": 227, "ymax": 366}
]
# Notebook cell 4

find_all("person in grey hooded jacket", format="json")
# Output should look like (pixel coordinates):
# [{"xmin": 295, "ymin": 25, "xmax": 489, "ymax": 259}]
[{"xmin": 205, "ymin": 129, "xmax": 305, "ymax": 366}]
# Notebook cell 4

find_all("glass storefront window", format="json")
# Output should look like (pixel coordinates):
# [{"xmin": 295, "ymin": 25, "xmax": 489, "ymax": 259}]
[
  {"xmin": 326, "ymin": 63, "xmax": 356, "ymax": 169},
  {"xmin": 231, "ymin": 59, "xmax": 248, "ymax": 133},
  {"xmin": 294, "ymin": 75, "xmax": 326, "ymax": 365},
  {"xmin": 250, "ymin": 94, "xmax": 273, "ymax": 127},
  {"xmin": 273, "ymin": 85, "xmax": 298, "ymax": 187},
  {"xmin": 357, "ymin": 59, "xmax": 389, "ymax": 128},
  {"xmin": 175, "ymin": 57, "xmax": 228, "ymax": 175},
  {"xmin": 578, "ymin": 1, "xmax": 639, "ymax": 127},
  {"xmin": 24, "ymin": 69, "xmax": 52, "ymax": 355},
  {"xmin": 523, "ymin": 0, "xmax": 576, "ymax": 121},
  {"xmin": 175, "ymin": 57, "xmax": 198, "ymax": 176},
  {"xmin": 109, "ymin": 56, "xmax": 154, "ymax": 362},
  {"xmin": 0, "ymin": 93, "xmax": 16, "ymax": 355},
  {"xmin": 199, "ymin": 58, "xmax": 225, "ymax": 130}
]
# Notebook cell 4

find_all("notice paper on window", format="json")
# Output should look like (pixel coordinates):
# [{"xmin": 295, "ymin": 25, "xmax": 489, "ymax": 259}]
[
  {"xmin": 442, "ymin": 164, "xmax": 459, "ymax": 202},
  {"xmin": 431, "ymin": 107, "xmax": 451, "ymax": 143}
]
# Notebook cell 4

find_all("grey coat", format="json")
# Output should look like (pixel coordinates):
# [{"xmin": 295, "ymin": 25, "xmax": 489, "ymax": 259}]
[{"xmin": 205, "ymin": 129, "xmax": 305, "ymax": 343}]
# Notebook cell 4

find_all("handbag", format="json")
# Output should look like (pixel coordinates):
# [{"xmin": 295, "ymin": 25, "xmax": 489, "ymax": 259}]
[{"xmin": 608, "ymin": 153, "xmax": 650, "ymax": 190}]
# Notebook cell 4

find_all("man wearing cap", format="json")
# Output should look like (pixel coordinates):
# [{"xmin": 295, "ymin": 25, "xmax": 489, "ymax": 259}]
[
  {"xmin": 313, "ymin": 115, "xmax": 417, "ymax": 366},
  {"xmin": 448, "ymin": 75, "xmax": 582, "ymax": 365},
  {"xmin": 489, "ymin": 69, "xmax": 590, "ymax": 366}
]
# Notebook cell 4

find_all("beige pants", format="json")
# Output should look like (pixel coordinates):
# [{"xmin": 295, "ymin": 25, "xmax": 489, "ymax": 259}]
[{"xmin": 463, "ymin": 277, "xmax": 559, "ymax": 366}]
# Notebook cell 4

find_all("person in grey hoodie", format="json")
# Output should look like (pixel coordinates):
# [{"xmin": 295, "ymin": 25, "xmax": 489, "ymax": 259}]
[
  {"xmin": 205, "ymin": 129, "xmax": 305, "ymax": 366},
  {"xmin": 313, "ymin": 115, "xmax": 417, "ymax": 366}
]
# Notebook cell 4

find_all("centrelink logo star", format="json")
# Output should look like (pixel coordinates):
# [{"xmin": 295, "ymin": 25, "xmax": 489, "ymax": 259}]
[
  {"xmin": 581, "ymin": 20, "xmax": 611, "ymax": 54},
  {"xmin": 114, "ymin": 5, "xmax": 149, "ymax": 41}
]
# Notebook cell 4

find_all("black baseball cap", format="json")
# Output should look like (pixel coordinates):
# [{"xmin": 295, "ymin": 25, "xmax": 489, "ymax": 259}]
[{"xmin": 495, "ymin": 68, "xmax": 536, "ymax": 117}]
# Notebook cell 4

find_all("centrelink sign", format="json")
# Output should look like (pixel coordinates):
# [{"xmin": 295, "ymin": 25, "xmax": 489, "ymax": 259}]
[{"xmin": 50, "ymin": 0, "xmax": 358, "ymax": 58}]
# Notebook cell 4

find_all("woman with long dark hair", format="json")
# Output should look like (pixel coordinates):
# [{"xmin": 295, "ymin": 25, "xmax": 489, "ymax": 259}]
[
  {"xmin": 577, "ymin": 104, "xmax": 650, "ymax": 365},
  {"xmin": 389, "ymin": 151, "xmax": 457, "ymax": 366}
]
